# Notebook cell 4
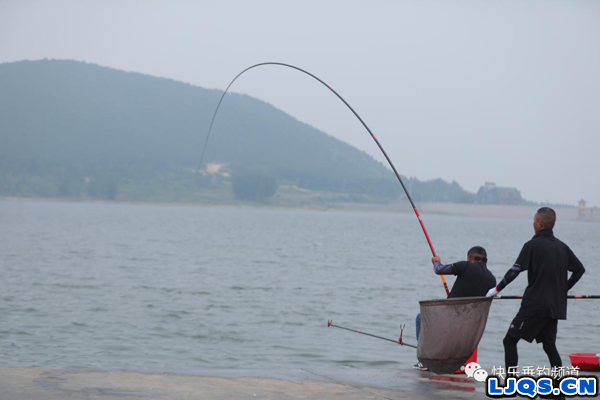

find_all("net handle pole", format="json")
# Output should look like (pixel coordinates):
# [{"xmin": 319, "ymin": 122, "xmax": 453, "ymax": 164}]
[{"xmin": 494, "ymin": 295, "xmax": 600, "ymax": 299}]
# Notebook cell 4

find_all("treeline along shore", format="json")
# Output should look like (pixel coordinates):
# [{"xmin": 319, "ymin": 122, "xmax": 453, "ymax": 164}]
[{"xmin": 1, "ymin": 59, "xmax": 592, "ymax": 217}]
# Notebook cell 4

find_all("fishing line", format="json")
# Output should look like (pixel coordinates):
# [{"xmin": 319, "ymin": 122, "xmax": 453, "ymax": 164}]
[{"xmin": 200, "ymin": 62, "xmax": 449, "ymax": 295}]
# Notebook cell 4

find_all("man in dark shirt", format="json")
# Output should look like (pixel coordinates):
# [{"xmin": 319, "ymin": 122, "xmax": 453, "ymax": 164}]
[
  {"xmin": 413, "ymin": 246, "xmax": 497, "ymax": 369},
  {"xmin": 431, "ymin": 246, "xmax": 497, "ymax": 298},
  {"xmin": 486, "ymin": 207, "xmax": 585, "ymax": 376}
]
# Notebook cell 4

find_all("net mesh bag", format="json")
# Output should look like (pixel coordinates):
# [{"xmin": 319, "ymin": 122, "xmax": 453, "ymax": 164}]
[{"xmin": 417, "ymin": 296, "xmax": 493, "ymax": 374}]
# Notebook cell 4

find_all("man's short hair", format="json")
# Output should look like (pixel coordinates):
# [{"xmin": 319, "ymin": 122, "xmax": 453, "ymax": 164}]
[
  {"xmin": 467, "ymin": 246, "xmax": 487, "ymax": 258},
  {"xmin": 536, "ymin": 207, "xmax": 556, "ymax": 229}
]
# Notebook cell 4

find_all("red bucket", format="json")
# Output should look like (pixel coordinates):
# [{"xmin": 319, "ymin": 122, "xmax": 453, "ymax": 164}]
[{"xmin": 568, "ymin": 353, "xmax": 600, "ymax": 371}]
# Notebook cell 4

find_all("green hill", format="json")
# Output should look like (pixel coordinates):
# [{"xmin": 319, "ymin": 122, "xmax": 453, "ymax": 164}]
[{"xmin": 0, "ymin": 59, "xmax": 475, "ymax": 205}]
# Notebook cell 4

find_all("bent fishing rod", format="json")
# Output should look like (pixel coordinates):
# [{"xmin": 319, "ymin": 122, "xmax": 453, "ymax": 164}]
[
  {"xmin": 327, "ymin": 320, "xmax": 417, "ymax": 349},
  {"xmin": 199, "ymin": 62, "xmax": 450, "ymax": 296}
]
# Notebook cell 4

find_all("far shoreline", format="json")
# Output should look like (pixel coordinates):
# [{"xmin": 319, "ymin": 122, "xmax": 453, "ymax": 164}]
[{"xmin": 2, "ymin": 196, "xmax": 598, "ymax": 223}]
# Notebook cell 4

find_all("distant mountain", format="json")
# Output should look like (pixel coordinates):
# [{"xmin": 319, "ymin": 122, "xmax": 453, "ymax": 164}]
[{"xmin": 0, "ymin": 59, "xmax": 475, "ymax": 204}]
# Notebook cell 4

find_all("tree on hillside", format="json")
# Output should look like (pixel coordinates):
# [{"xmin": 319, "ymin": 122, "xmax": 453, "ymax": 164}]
[
  {"xmin": 232, "ymin": 167, "xmax": 278, "ymax": 202},
  {"xmin": 86, "ymin": 175, "xmax": 119, "ymax": 200}
]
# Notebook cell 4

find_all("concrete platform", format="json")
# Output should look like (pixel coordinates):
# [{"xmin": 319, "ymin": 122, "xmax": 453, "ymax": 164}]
[
  {"xmin": 0, "ymin": 367, "xmax": 486, "ymax": 400},
  {"xmin": 2, "ymin": 367, "xmax": 598, "ymax": 399}
]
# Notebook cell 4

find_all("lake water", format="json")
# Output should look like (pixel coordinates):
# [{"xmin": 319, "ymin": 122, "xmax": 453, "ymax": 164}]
[{"xmin": 1, "ymin": 199, "xmax": 598, "ymax": 371}]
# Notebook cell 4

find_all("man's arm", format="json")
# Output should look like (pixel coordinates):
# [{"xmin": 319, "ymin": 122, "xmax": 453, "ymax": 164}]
[
  {"xmin": 567, "ymin": 246, "xmax": 585, "ymax": 290},
  {"xmin": 431, "ymin": 256, "xmax": 466, "ymax": 275},
  {"xmin": 487, "ymin": 243, "xmax": 531, "ymax": 297},
  {"xmin": 433, "ymin": 260, "xmax": 454, "ymax": 275},
  {"xmin": 486, "ymin": 264, "xmax": 524, "ymax": 297},
  {"xmin": 568, "ymin": 267, "xmax": 585, "ymax": 290},
  {"xmin": 497, "ymin": 264, "xmax": 525, "ymax": 291}
]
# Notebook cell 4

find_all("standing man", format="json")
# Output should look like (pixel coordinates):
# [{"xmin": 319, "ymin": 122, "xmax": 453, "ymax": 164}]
[{"xmin": 486, "ymin": 207, "xmax": 585, "ymax": 376}]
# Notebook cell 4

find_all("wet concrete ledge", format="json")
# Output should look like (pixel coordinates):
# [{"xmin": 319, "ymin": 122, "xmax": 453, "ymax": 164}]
[
  {"xmin": 2, "ymin": 367, "xmax": 598, "ymax": 399},
  {"xmin": 0, "ymin": 367, "xmax": 488, "ymax": 400}
]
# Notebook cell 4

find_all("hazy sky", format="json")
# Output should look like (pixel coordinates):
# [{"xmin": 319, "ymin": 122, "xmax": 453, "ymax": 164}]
[{"xmin": 2, "ymin": 0, "xmax": 599, "ymax": 206}]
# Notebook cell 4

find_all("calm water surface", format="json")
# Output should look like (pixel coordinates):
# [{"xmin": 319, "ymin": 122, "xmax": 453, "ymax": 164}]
[{"xmin": 1, "ymin": 199, "xmax": 598, "ymax": 370}]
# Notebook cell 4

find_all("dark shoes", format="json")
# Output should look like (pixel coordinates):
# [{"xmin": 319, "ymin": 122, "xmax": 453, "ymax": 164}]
[{"xmin": 412, "ymin": 362, "xmax": 428, "ymax": 371}]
